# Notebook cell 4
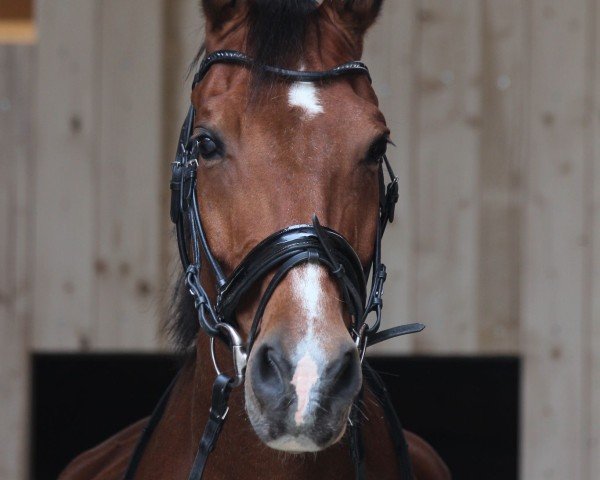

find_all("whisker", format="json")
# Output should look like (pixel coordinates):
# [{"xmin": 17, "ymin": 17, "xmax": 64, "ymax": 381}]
[
  {"xmin": 371, "ymin": 367, "xmax": 401, "ymax": 379},
  {"xmin": 352, "ymin": 403, "xmax": 369, "ymax": 421}
]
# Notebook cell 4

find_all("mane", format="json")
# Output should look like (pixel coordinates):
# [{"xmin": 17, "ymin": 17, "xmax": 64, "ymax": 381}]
[
  {"xmin": 246, "ymin": 0, "xmax": 320, "ymax": 70},
  {"xmin": 190, "ymin": 1, "xmax": 322, "ymax": 86},
  {"xmin": 169, "ymin": 0, "xmax": 321, "ymax": 350},
  {"xmin": 167, "ymin": 274, "xmax": 197, "ymax": 351}
]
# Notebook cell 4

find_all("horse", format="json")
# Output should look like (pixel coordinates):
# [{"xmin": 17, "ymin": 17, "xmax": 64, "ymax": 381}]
[{"xmin": 59, "ymin": 1, "xmax": 450, "ymax": 479}]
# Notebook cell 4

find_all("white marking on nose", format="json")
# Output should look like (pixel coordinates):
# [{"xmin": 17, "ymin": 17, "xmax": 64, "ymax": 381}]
[
  {"xmin": 293, "ymin": 262, "xmax": 325, "ymax": 321},
  {"xmin": 288, "ymin": 82, "xmax": 323, "ymax": 118},
  {"xmin": 289, "ymin": 263, "xmax": 327, "ymax": 425},
  {"xmin": 290, "ymin": 353, "xmax": 319, "ymax": 425}
]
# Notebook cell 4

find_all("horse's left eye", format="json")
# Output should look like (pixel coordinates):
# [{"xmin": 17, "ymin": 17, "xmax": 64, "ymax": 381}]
[
  {"xmin": 197, "ymin": 135, "xmax": 219, "ymax": 159},
  {"xmin": 365, "ymin": 137, "xmax": 388, "ymax": 164}
]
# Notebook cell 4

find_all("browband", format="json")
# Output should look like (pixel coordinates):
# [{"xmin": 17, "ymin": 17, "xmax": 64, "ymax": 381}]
[{"xmin": 192, "ymin": 49, "xmax": 372, "ymax": 88}]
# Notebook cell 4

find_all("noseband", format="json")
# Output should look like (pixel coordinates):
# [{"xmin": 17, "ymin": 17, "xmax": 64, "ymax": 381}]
[{"xmin": 125, "ymin": 50, "xmax": 423, "ymax": 480}]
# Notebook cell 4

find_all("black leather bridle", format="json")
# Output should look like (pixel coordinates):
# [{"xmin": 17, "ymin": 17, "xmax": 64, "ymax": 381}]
[{"xmin": 124, "ymin": 49, "xmax": 423, "ymax": 480}]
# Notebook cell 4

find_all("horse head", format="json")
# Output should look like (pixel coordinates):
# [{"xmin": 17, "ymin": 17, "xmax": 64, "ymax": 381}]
[{"xmin": 179, "ymin": 0, "xmax": 389, "ymax": 453}]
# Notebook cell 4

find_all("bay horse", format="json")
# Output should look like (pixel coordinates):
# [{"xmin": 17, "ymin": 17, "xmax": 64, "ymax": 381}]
[{"xmin": 60, "ymin": 1, "xmax": 450, "ymax": 479}]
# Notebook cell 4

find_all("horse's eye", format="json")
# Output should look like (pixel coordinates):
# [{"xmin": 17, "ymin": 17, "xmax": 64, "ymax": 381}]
[
  {"xmin": 366, "ymin": 137, "xmax": 388, "ymax": 164},
  {"xmin": 197, "ymin": 135, "xmax": 219, "ymax": 159}
]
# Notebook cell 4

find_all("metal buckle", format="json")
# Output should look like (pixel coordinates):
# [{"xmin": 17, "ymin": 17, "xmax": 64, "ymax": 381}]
[
  {"xmin": 210, "ymin": 323, "xmax": 247, "ymax": 388},
  {"xmin": 210, "ymin": 406, "xmax": 230, "ymax": 421}
]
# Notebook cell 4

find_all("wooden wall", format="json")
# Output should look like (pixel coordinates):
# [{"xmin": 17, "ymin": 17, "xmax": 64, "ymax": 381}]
[
  {"xmin": 368, "ymin": 0, "xmax": 524, "ymax": 356},
  {"xmin": 521, "ymin": 1, "xmax": 593, "ymax": 478},
  {"xmin": 33, "ymin": 0, "xmax": 164, "ymax": 351},
  {"xmin": 0, "ymin": 43, "xmax": 34, "ymax": 480},
  {"xmin": 1, "ymin": 0, "xmax": 599, "ymax": 478}
]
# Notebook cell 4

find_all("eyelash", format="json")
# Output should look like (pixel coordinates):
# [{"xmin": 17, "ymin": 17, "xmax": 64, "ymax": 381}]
[{"xmin": 365, "ymin": 137, "xmax": 389, "ymax": 164}]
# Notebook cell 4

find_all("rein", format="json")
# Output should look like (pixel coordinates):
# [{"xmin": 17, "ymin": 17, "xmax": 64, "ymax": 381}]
[{"xmin": 124, "ymin": 49, "xmax": 423, "ymax": 480}]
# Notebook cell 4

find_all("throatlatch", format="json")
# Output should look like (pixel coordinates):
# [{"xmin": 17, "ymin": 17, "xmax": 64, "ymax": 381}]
[{"xmin": 124, "ymin": 49, "xmax": 424, "ymax": 480}]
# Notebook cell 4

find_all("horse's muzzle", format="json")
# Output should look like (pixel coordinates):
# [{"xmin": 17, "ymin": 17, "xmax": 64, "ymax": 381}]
[{"xmin": 245, "ymin": 335, "xmax": 362, "ymax": 452}]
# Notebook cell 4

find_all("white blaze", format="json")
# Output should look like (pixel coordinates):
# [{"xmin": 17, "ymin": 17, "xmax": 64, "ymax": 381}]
[
  {"xmin": 288, "ymin": 82, "xmax": 323, "ymax": 118},
  {"xmin": 290, "ymin": 353, "xmax": 319, "ymax": 425},
  {"xmin": 289, "ymin": 263, "xmax": 326, "ymax": 425},
  {"xmin": 293, "ymin": 262, "xmax": 324, "ymax": 321}
]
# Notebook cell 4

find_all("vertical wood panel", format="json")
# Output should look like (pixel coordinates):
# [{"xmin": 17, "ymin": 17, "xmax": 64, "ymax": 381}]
[
  {"xmin": 363, "ymin": 0, "xmax": 416, "ymax": 354},
  {"xmin": 477, "ymin": 0, "xmax": 526, "ymax": 353},
  {"xmin": 0, "ymin": 44, "xmax": 34, "ymax": 480},
  {"xmin": 521, "ymin": 0, "xmax": 590, "ymax": 478},
  {"xmin": 34, "ymin": 0, "xmax": 167, "ymax": 350},
  {"xmin": 589, "ymin": 0, "xmax": 600, "ymax": 476},
  {"xmin": 412, "ymin": 0, "xmax": 482, "ymax": 353},
  {"xmin": 94, "ymin": 0, "xmax": 164, "ymax": 349},
  {"xmin": 163, "ymin": 0, "xmax": 202, "ymax": 163},
  {"xmin": 33, "ymin": 0, "xmax": 99, "ymax": 350}
]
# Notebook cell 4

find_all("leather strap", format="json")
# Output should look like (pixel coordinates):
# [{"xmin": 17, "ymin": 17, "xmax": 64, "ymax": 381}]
[
  {"xmin": 364, "ymin": 362, "xmax": 414, "ymax": 479},
  {"xmin": 193, "ymin": 50, "xmax": 371, "ymax": 88},
  {"xmin": 216, "ymin": 223, "xmax": 367, "ymax": 326},
  {"xmin": 368, "ymin": 323, "xmax": 425, "ymax": 347},
  {"xmin": 242, "ymin": 217, "xmax": 369, "ymax": 355},
  {"xmin": 187, "ymin": 374, "xmax": 233, "ymax": 480}
]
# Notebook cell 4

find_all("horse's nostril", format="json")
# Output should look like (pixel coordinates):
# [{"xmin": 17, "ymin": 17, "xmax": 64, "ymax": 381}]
[
  {"xmin": 328, "ymin": 348, "xmax": 360, "ymax": 396},
  {"xmin": 252, "ymin": 345, "xmax": 287, "ymax": 407},
  {"xmin": 259, "ymin": 347, "xmax": 281, "ymax": 384}
]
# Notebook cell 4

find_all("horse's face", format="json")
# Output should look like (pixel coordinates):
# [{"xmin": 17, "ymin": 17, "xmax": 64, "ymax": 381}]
[{"xmin": 196, "ymin": 0, "xmax": 386, "ymax": 453}]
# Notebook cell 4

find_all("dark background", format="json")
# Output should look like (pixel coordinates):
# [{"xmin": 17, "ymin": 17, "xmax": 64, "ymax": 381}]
[{"xmin": 32, "ymin": 355, "xmax": 519, "ymax": 480}]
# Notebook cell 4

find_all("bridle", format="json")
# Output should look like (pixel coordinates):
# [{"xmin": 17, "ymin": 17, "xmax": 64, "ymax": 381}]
[
  {"xmin": 124, "ymin": 49, "xmax": 424, "ymax": 480},
  {"xmin": 172, "ymin": 49, "xmax": 423, "ymax": 379}
]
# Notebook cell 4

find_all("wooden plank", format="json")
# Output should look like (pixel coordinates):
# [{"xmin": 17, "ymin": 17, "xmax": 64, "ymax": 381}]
[
  {"xmin": 477, "ymin": 0, "xmax": 526, "ymax": 353},
  {"xmin": 520, "ymin": 0, "xmax": 590, "ymax": 478},
  {"xmin": 0, "ymin": 44, "xmax": 34, "ymax": 480},
  {"xmin": 589, "ymin": 0, "xmax": 600, "ymax": 476},
  {"xmin": 94, "ymin": 0, "xmax": 164, "ymax": 349},
  {"xmin": 164, "ymin": 0, "xmax": 203, "ymax": 155},
  {"xmin": 412, "ymin": 0, "xmax": 482, "ymax": 353},
  {"xmin": 33, "ymin": 0, "xmax": 98, "ymax": 350},
  {"xmin": 363, "ymin": 0, "xmax": 416, "ymax": 354}
]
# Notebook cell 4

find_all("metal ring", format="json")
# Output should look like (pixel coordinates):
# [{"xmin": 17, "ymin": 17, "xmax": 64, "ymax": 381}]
[
  {"xmin": 209, "ymin": 323, "xmax": 247, "ymax": 388},
  {"xmin": 209, "ymin": 336, "xmax": 222, "ymax": 375}
]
